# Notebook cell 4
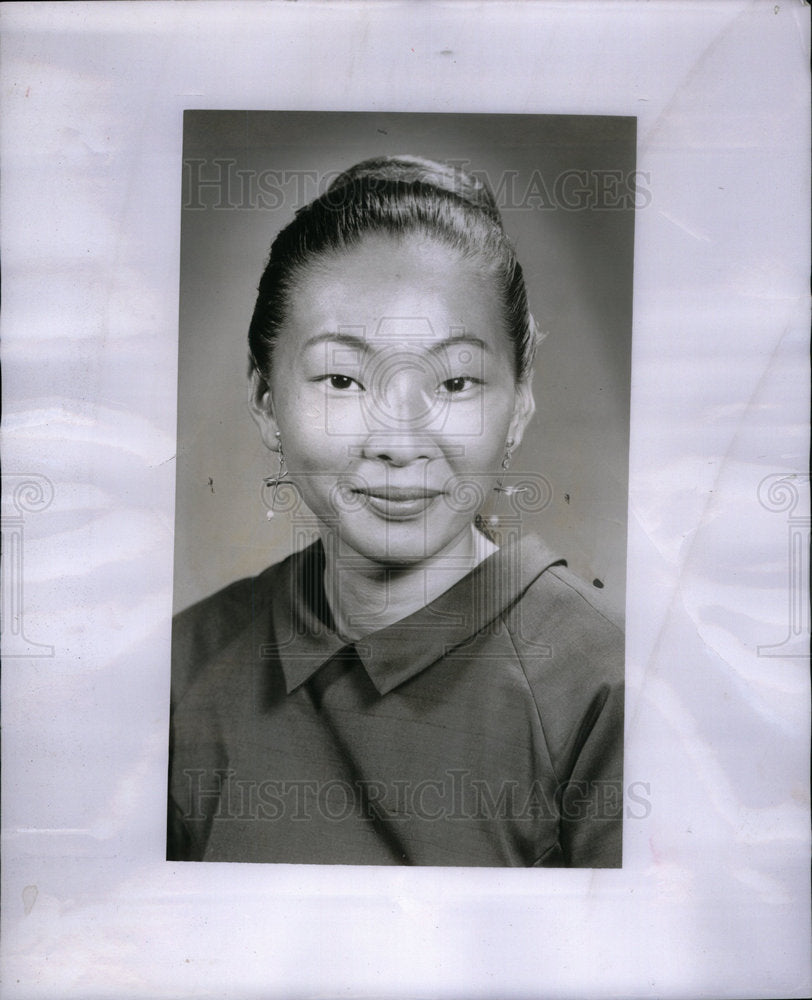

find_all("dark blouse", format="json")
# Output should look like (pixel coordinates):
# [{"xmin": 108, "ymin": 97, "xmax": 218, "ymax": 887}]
[{"xmin": 167, "ymin": 533, "xmax": 624, "ymax": 867}]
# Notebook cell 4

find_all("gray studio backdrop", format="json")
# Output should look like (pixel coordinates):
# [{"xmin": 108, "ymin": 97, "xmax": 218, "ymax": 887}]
[{"xmin": 173, "ymin": 111, "xmax": 636, "ymax": 615}]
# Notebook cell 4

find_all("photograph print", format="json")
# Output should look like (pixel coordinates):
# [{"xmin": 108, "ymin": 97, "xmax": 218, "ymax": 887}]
[{"xmin": 167, "ymin": 111, "xmax": 637, "ymax": 867}]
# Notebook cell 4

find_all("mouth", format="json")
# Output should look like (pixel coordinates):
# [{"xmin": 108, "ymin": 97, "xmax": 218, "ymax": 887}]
[{"xmin": 354, "ymin": 486, "xmax": 444, "ymax": 520}]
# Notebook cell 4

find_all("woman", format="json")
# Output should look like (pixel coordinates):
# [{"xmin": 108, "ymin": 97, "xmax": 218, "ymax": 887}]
[{"xmin": 167, "ymin": 155, "xmax": 624, "ymax": 867}]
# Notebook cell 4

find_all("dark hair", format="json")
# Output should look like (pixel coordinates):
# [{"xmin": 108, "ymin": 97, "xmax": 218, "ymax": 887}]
[{"xmin": 248, "ymin": 155, "xmax": 538, "ymax": 384}]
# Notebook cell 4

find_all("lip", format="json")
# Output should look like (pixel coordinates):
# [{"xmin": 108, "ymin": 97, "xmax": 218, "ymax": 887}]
[{"xmin": 355, "ymin": 487, "xmax": 443, "ymax": 520}]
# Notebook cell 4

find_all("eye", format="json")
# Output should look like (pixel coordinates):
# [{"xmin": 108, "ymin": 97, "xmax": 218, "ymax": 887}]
[
  {"xmin": 320, "ymin": 374, "xmax": 364, "ymax": 391},
  {"xmin": 439, "ymin": 376, "xmax": 479, "ymax": 394}
]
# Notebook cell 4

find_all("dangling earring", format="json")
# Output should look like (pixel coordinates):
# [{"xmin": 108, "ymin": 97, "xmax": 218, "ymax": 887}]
[
  {"xmin": 477, "ymin": 438, "xmax": 518, "ymax": 539},
  {"xmin": 493, "ymin": 438, "xmax": 515, "ymax": 495},
  {"xmin": 263, "ymin": 431, "xmax": 288, "ymax": 521},
  {"xmin": 493, "ymin": 438, "xmax": 530, "ymax": 501}
]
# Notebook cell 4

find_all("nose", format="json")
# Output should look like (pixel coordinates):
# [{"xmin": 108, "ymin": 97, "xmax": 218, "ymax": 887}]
[
  {"xmin": 359, "ymin": 365, "xmax": 445, "ymax": 466},
  {"xmin": 361, "ymin": 433, "xmax": 439, "ymax": 467},
  {"xmin": 366, "ymin": 356, "xmax": 447, "ymax": 421}
]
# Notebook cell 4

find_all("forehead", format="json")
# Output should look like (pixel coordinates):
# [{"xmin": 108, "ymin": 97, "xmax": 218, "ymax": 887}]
[{"xmin": 285, "ymin": 233, "xmax": 507, "ymax": 348}]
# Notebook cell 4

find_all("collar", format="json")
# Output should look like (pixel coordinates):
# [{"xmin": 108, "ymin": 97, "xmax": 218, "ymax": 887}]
[{"xmin": 268, "ymin": 533, "xmax": 564, "ymax": 697}]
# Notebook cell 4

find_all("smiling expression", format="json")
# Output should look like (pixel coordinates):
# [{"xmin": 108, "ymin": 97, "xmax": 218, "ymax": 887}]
[{"xmin": 251, "ymin": 232, "xmax": 535, "ymax": 567}]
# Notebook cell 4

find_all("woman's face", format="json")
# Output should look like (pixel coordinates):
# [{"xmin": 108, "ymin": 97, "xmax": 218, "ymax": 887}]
[{"xmin": 252, "ymin": 233, "xmax": 534, "ymax": 567}]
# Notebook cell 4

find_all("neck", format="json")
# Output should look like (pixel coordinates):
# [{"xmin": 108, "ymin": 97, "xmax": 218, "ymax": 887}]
[{"xmin": 321, "ymin": 525, "xmax": 498, "ymax": 642}]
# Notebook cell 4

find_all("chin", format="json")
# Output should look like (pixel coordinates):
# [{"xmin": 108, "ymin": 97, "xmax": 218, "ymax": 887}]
[{"xmin": 335, "ymin": 519, "xmax": 470, "ymax": 568}]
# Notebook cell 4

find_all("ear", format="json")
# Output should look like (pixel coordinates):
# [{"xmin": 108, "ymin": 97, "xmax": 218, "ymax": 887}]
[
  {"xmin": 248, "ymin": 370, "xmax": 282, "ymax": 451},
  {"xmin": 507, "ymin": 378, "xmax": 536, "ymax": 450}
]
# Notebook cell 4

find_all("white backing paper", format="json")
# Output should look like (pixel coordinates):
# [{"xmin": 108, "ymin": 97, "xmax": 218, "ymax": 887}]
[{"xmin": 1, "ymin": 2, "xmax": 809, "ymax": 998}]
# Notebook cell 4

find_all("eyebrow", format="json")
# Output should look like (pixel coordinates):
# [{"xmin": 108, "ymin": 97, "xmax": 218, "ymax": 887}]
[{"xmin": 302, "ymin": 331, "xmax": 491, "ymax": 355}]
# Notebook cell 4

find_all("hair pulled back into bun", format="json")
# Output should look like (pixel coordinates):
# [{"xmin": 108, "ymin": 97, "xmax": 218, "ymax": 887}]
[{"xmin": 248, "ymin": 155, "xmax": 539, "ymax": 385}]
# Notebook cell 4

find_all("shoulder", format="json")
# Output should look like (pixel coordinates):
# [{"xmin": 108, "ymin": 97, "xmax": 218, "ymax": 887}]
[
  {"xmin": 509, "ymin": 559, "xmax": 622, "ymax": 663},
  {"xmin": 170, "ymin": 551, "xmax": 294, "ymax": 708},
  {"xmin": 504, "ymin": 558, "xmax": 625, "ymax": 784},
  {"xmin": 504, "ymin": 559, "xmax": 624, "ymax": 708},
  {"xmin": 540, "ymin": 561, "xmax": 623, "ymax": 648}
]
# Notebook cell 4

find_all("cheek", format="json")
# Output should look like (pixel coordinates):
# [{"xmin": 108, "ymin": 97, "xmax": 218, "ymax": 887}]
[
  {"xmin": 272, "ymin": 383, "xmax": 325, "ymax": 443},
  {"xmin": 452, "ymin": 397, "xmax": 514, "ymax": 466},
  {"xmin": 284, "ymin": 415, "xmax": 360, "ymax": 475}
]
